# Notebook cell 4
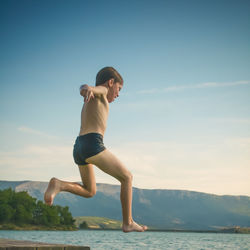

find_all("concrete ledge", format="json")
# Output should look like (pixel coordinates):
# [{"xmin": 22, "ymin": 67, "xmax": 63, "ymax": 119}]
[{"xmin": 0, "ymin": 238, "xmax": 90, "ymax": 250}]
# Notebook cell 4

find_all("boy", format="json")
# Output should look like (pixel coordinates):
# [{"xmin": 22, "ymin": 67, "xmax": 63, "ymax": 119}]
[{"xmin": 44, "ymin": 66, "xmax": 147, "ymax": 232}]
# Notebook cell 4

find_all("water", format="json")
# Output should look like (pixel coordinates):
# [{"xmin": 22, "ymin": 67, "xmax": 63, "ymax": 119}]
[{"xmin": 0, "ymin": 230, "xmax": 250, "ymax": 250}]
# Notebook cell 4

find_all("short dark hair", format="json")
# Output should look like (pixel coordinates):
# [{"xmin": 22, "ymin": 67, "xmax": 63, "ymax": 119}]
[{"xmin": 95, "ymin": 66, "xmax": 123, "ymax": 86}]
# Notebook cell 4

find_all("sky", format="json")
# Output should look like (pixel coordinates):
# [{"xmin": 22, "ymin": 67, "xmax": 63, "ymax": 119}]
[{"xmin": 0, "ymin": 0, "xmax": 250, "ymax": 196}]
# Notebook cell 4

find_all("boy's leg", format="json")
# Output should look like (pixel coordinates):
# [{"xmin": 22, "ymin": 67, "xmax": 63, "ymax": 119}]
[
  {"xmin": 44, "ymin": 164, "xmax": 96, "ymax": 205},
  {"xmin": 86, "ymin": 149, "xmax": 147, "ymax": 232}
]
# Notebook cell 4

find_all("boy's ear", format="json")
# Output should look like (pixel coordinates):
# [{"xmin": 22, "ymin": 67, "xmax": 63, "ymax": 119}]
[{"xmin": 108, "ymin": 78, "xmax": 114, "ymax": 87}]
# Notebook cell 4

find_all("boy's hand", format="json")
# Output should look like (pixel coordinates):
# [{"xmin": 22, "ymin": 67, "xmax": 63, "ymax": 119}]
[{"xmin": 80, "ymin": 84, "xmax": 94, "ymax": 102}]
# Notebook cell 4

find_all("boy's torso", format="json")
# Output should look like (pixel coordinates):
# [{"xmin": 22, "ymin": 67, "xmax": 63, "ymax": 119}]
[{"xmin": 79, "ymin": 94, "xmax": 109, "ymax": 136}]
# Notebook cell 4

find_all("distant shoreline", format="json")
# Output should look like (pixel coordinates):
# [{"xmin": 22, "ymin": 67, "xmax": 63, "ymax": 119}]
[
  {"xmin": 74, "ymin": 216, "xmax": 250, "ymax": 234},
  {"xmin": 1, "ymin": 224, "xmax": 249, "ymax": 234},
  {"xmin": 0, "ymin": 224, "xmax": 77, "ymax": 231},
  {"xmin": 77, "ymin": 228, "xmax": 250, "ymax": 234}
]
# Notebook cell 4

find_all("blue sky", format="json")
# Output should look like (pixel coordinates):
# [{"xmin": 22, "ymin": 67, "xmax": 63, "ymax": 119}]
[{"xmin": 1, "ymin": 0, "xmax": 250, "ymax": 195}]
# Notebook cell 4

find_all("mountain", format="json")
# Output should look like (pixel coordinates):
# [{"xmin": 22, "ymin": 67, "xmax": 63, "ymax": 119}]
[{"xmin": 1, "ymin": 180, "xmax": 250, "ymax": 230}]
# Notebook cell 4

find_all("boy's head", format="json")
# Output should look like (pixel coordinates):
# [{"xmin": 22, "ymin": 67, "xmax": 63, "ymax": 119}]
[
  {"xmin": 96, "ymin": 67, "xmax": 123, "ymax": 103},
  {"xmin": 96, "ymin": 66, "xmax": 123, "ymax": 86}
]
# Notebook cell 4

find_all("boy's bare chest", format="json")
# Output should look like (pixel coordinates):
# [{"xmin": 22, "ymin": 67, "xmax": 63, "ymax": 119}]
[{"xmin": 83, "ymin": 97, "xmax": 109, "ymax": 121}]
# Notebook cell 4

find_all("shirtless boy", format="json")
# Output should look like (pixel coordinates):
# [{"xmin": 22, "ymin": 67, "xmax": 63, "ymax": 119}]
[{"xmin": 44, "ymin": 66, "xmax": 147, "ymax": 232}]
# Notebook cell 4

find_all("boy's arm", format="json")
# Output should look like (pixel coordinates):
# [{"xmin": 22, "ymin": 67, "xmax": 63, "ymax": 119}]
[{"xmin": 79, "ymin": 84, "xmax": 108, "ymax": 102}]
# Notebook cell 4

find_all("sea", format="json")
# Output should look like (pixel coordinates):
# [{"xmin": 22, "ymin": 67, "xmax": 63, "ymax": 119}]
[{"xmin": 0, "ymin": 230, "xmax": 250, "ymax": 250}]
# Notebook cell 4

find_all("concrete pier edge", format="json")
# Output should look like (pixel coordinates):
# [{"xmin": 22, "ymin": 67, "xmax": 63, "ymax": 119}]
[{"xmin": 0, "ymin": 238, "xmax": 90, "ymax": 250}]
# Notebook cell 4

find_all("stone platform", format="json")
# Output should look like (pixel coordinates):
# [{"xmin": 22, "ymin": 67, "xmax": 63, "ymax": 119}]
[{"xmin": 0, "ymin": 238, "xmax": 90, "ymax": 250}]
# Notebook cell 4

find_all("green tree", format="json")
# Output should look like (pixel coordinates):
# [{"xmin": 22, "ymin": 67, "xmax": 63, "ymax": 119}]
[
  {"xmin": 11, "ymin": 191, "xmax": 36, "ymax": 225},
  {"xmin": 33, "ymin": 200, "xmax": 48, "ymax": 225},
  {"xmin": 0, "ymin": 188, "xmax": 75, "ymax": 229},
  {"xmin": 0, "ymin": 204, "xmax": 14, "ymax": 223},
  {"xmin": 57, "ymin": 206, "xmax": 75, "ymax": 225},
  {"xmin": 0, "ymin": 189, "xmax": 16, "ymax": 223},
  {"xmin": 79, "ymin": 221, "xmax": 89, "ymax": 229},
  {"xmin": 43, "ymin": 205, "xmax": 60, "ymax": 226},
  {"xmin": 0, "ymin": 188, "xmax": 14, "ymax": 205},
  {"xmin": 15, "ymin": 204, "xmax": 31, "ymax": 224}
]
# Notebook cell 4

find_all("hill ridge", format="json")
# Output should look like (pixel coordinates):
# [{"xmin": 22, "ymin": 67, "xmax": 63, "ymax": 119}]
[{"xmin": 1, "ymin": 180, "xmax": 250, "ymax": 230}]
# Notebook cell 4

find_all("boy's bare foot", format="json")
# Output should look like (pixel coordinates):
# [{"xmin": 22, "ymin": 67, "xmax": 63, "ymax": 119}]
[
  {"xmin": 122, "ymin": 220, "xmax": 148, "ymax": 233},
  {"xmin": 44, "ymin": 177, "xmax": 61, "ymax": 206}
]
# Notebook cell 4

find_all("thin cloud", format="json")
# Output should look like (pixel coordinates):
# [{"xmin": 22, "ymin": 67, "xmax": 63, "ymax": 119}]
[
  {"xmin": 18, "ymin": 127, "xmax": 46, "ymax": 136},
  {"xmin": 192, "ymin": 80, "xmax": 250, "ymax": 89},
  {"xmin": 109, "ymin": 138, "xmax": 250, "ymax": 195},
  {"xmin": 18, "ymin": 126, "xmax": 58, "ymax": 139},
  {"xmin": 138, "ymin": 88, "xmax": 159, "ymax": 94},
  {"xmin": 0, "ymin": 144, "xmax": 77, "ymax": 181},
  {"xmin": 1, "ymin": 136, "xmax": 249, "ymax": 195},
  {"xmin": 212, "ymin": 118, "xmax": 250, "ymax": 125},
  {"xmin": 138, "ymin": 80, "xmax": 250, "ymax": 94}
]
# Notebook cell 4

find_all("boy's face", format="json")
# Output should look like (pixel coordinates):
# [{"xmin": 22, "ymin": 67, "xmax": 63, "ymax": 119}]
[{"xmin": 107, "ymin": 80, "xmax": 123, "ymax": 103}]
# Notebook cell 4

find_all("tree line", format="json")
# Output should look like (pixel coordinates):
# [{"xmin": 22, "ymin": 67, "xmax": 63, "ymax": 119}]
[{"xmin": 0, "ymin": 188, "xmax": 75, "ymax": 228}]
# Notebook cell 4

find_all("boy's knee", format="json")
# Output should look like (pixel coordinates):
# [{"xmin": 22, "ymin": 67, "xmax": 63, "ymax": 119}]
[
  {"xmin": 120, "ymin": 171, "xmax": 133, "ymax": 183},
  {"xmin": 86, "ymin": 188, "xmax": 96, "ymax": 198}
]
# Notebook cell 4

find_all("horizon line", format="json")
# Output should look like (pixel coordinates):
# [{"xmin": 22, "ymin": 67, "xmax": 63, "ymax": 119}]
[{"xmin": 1, "ymin": 179, "xmax": 249, "ymax": 197}]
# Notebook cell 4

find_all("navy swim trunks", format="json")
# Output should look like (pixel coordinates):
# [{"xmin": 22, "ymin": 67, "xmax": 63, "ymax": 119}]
[{"xmin": 73, "ymin": 133, "xmax": 106, "ymax": 165}]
